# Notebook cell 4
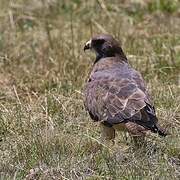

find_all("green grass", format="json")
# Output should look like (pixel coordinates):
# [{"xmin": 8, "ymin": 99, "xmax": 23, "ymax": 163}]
[{"xmin": 0, "ymin": 0, "xmax": 180, "ymax": 179}]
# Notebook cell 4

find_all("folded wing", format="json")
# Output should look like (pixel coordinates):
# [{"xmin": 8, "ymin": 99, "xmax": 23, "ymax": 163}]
[{"xmin": 84, "ymin": 67, "xmax": 158, "ymax": 132}]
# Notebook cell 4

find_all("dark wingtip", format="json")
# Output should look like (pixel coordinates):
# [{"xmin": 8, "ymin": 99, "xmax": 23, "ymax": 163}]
[
  {"xmin": 155, "ymin": 124, "xmax": 170, "ymax": 137},
  {"xmin": 158, "ymin": 130, "xmax": 168, "ymax": 137}
]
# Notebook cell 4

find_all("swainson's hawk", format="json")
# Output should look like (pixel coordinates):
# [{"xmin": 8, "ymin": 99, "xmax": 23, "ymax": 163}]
[{"xmin": 83, "ymin": 34, "xmax": 167, "ymax": 143}]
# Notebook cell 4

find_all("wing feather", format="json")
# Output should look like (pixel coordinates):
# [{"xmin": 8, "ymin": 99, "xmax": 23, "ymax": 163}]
[{"xmin": 84, "ymin": 61, "xmax": 157, "ymax": 130}]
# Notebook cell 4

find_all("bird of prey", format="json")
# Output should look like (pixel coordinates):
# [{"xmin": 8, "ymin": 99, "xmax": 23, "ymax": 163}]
[{"xmin": 83, "ymin": 34, "xmax": 167, "ymax": 143}]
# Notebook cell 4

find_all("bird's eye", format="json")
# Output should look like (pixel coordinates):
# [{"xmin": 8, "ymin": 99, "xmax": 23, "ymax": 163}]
[{"xmin": 93, "ymin": 39, "xmax": 105, "ymax": 45}]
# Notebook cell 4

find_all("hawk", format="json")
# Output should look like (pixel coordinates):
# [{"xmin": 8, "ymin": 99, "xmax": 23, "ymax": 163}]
[{"xmin": 83, "ymin": 34, "xmax": 167, "ymax": 143}]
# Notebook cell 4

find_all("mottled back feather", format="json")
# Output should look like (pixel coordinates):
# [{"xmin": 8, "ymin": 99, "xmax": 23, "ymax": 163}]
[
  {"xmin": 84, "ymin": 57, "xmax": 158, "ymax": 132},
  {"xmin": 84, "ymin": 34, "xmax": 168, "ymax": 136}
]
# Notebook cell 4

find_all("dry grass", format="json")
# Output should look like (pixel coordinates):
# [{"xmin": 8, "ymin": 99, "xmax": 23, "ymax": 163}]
[{"xmin": 0, "ymin": 0, "xmax": 180, "ymax": 179}]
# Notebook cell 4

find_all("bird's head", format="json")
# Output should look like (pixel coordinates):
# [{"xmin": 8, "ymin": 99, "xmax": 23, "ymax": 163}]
[{"xmin": 84, "ymin": 34, "xmax": 127, "ymax": 63}]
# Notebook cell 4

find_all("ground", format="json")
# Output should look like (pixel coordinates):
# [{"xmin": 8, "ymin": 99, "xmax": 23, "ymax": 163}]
[{"xmin": 0, "ymin": 0, "xmax": 180, "ymax": 179}]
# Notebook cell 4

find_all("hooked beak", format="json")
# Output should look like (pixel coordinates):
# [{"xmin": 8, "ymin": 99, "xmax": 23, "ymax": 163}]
[{"xmin": 84, "ymin": 40, "xmax": 92, "ymax": 51}]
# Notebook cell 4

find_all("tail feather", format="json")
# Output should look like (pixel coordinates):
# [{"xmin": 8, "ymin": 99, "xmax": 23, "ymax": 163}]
[
  {"xmin": 154, "ymin": 124, "xmax": 169, "ymax": 137},
  {"xmin": 144, "ymin": 104, "xmax": 169, "ymax": 137}
]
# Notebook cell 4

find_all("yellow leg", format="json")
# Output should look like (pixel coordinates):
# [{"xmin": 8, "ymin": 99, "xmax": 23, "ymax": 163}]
[
  {"xmin": 99, "ymin": 123, "xmax": 116, "ymax": 150},
  {"xmin": 100, "ymin": 123, "xmax": 115, "ymax": 141}
]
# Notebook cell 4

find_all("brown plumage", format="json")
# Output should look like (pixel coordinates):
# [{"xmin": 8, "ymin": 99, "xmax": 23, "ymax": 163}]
[{"xmin": 83, "ymin": 34, "xmax": 167, "ymax": 141}]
